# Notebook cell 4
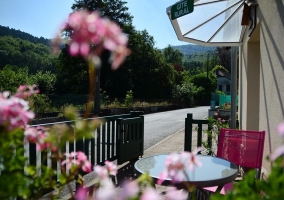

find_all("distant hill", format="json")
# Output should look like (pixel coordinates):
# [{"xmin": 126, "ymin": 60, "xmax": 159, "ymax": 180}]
[
  {"xmin": 171, "ymin": 44, "xmax": 216, "ymax": 56},
  {"xmin": 0, "ymin": 25, "xmax": 51, "ymax": 46},
  {"xmin": 0, "ymin": 26, "xmax": 57, "ymax": 73}
]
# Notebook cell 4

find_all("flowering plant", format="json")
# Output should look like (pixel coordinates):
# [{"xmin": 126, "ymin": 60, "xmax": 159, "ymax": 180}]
[
  {"xmin": 201, "ymin": 116, "xmax": 229, "ymax": 156},
  {"xmin": 0, "ymin": 9, "xmax": 203, "ymax": 200},
  {"xmin": 0, "ymin": 86, "xmax": 202, "ymax": 199}
]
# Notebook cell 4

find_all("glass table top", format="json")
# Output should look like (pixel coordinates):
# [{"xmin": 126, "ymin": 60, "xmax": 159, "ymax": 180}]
[{"xmin": 134, "ymin": 154, "xmax": 238, "ymax": 187}]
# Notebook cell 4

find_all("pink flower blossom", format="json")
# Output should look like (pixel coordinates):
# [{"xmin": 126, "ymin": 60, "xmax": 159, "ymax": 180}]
[
  {"xmin": 0, "ymin": 94, "xmax": 35, "ymax": 131},
  {"xmin": 61, "ymin": 152, "xmax": 79, "ymax": 171},
  {"xmin": 104, "ymin": 160, "xmax": 117, "ymax": 176},
  {"xmin": 93, "ymin": 178, "xmax": 116, "ymax": 200},
  {"xmin": 140, "ymin": 188, "xmax": 162, "ymax": 200},
  {"xmin": 158, "ymin": 150, "xmax": 202, "ymax": 185},
  {"xmin": 185, "ymin": 148, "xmax": 202, "ymax": 171},
  {"xmin": 93, "ymin": 165, "xmax": 109, "ymax": 180},
  {"xmin": 158, "ymin": 153, "xmax": 186, "ymax": 185},
  {"xmin": 62, "ymin": 151, "xmax": 92, "ymax": 173},
  {"xmin": 270, "ymin": 122, "xmax": 284, "ymax": 162},
  {"xmin": 14, "ymin": 84, "xmax": 39, "ymax": 99},
  {"xmin": 277, "ymin": 122, "xmax": 284, "ymax": 136},
  {"xmin": 24, "ymin": 126, "xmax": 56, "ymax": 151},
  {"xmin": 54, "ymin": 10, "xmax": 130, "ymax": 70},
  {"xmin": 120, "ymin": 181, "xmax": 139, "ymax": 200},
  {"xmin": 270, "ymin": 145, "xmax": 284, "ymax": 161},
  {"xmin": 165, "ymin": 187, "xmax": 188, "ymax": 200},
  {"xmin": 75, "ymin": 186, "xmax": 88, "ymax": 200}
]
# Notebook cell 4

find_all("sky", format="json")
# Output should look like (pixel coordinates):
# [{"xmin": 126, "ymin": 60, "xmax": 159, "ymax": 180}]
[{"xmin": 0, "ymin": 0, "xmax": 190, "ymax": 49}]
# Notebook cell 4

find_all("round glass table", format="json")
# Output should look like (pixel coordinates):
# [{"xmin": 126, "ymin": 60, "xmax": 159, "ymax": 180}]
[{"xmin": 134, "ymin": 154, "xmax": 238, "ymax": 188}]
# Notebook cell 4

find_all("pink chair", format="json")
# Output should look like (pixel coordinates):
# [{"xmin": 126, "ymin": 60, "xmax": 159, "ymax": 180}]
[{"xmin": 203, "ymin": 128, "xmax": 265, "ymax": 195}]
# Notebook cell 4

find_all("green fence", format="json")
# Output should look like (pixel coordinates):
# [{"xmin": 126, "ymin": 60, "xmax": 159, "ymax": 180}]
[{"xmin": 219, "ymin": 95, "xmax": 239, "ymax": 107}]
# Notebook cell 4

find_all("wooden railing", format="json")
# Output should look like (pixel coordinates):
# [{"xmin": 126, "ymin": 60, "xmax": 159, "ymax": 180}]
[
  {"xmin": 184, "ymin": 113, "xmax": 212, "ymax": 152},
  {"xmin": 27, "ymin": 111, "xmax": 144, "ymax": 175}
]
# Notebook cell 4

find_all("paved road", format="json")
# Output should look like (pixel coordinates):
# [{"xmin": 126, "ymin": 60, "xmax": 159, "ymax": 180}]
[{"xmin": 143, "ymin": 106, "xmax": 209, "ymax": 150}]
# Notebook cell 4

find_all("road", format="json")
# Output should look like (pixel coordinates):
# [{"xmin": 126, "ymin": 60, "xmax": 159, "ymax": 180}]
[{"xmin": 143, "ymin": 106, "xmax": 209, "ymax": 150}]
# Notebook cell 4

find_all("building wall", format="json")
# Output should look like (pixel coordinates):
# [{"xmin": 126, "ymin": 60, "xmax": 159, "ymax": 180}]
[
  {"xmin": 240, "ymin": 0, "xmax": 284, "ymax": 173},
  {"xmin": 217, "ymin": 77, "xmax": 231, "ymax": 94}
]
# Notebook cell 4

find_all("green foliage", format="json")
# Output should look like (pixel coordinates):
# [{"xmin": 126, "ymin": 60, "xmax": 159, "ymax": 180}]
[
  {"xmin": 201, "ymin": 117, "xmax": 230, "ymax": 156},
  {"xmin": 163, "ymin": 45, "xmax": 183, "ymax": 66},
  {"xmin": 123, "ymin": 29, "xmax": 175, "ymax": 99},
  {"xmin": 29, "ymin": 94, "xmax": 54, "ymax": 116},
  {"xmin": 172, "ymin": 82, "xmax": 202, "ymax": 104},
  {"xmin": 212, "ymin": 65, "xmax": 229, "ymax": 73},
  {"xmin": 172, "ymin": 44, "xmax": 216, "ymax": 55},
  {"xmin": 0, "ymin": 25, "xmax": 50, "ymax": 46},
  {"xmin": 190, "ymin": 72, "xmax": 217, "ymax": 105},
  {"xmin": 29, "ymin": 71, "xmax": 56, "ymax": 94},
  {"xmin": 220, "ymin": 102, "xmax": 231, "ymax": 111},
  {"xmin": 0, "ymin": 65, "xmax": 30, "ymax": 93},
  {"xmin": 72, "ymin": 0, "xmax": 133, "ymax": 28},
  {"xmin": 0, "ymin": 36, "xmax": 57, "ymax": 74},
  {"xmin": 55, "ymin": 46, "xmax": 89, "ymax": 94},
  {"xmin": 215, "ymin": 47, "xmax": 231, "ymax": 73},
  {"xmin": 215, "ymin": 90, "xmax": 226, "ymax": 95},
  {"xmin": 124, "ymin": 90, "xmax": 133, "ymax": 107}
]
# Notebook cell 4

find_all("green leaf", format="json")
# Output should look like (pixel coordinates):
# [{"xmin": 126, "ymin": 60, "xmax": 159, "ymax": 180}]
[
  {"xmin": 25, "ymin": 166, "xmax": 36, "ymax": 176},
  {"xmin": 58, "ymin": 174, "xmax": 67, "ymax": 185}
]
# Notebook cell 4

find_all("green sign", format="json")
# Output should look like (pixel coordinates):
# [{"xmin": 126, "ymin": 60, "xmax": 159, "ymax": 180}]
[{"xmin": 171, "ymin": 0, "xmax": 194, "ymax": 20}]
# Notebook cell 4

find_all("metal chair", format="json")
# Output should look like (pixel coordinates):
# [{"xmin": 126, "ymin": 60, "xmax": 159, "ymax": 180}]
[{"xmin": 203, "ymin": 128, "xmax": 265, "ymax": 195}]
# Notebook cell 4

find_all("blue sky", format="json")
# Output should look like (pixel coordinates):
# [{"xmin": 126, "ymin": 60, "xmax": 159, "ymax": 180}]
[{"xmin": 0, "ymin": 0, "xmax": 190, "ymax": 49}]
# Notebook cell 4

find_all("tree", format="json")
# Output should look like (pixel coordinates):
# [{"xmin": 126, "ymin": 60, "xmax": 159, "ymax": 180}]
[
  {"xmin": 212, "ymin": 65, "xmax": 229, "ymax": 73},
  {"xmin": 163, "ymin": 45, "xmax": 183, "ymax": 66},
  {"xmin": 55, "ymin": 46, "xmax": 89, "ymax": 94},
  {"xmin": 0, "ymin": 65, "xmax": 29, "ymax": 93},
  {"xmin": 215, "ymin": 47, "xmax": 231, "ymax": 73},
  {"xmin": 123, "ymin": 30, "xmax": 175, "ymax": 99},
  {"xmin": 72, "ymin": 0, "xmax": 133, "ymax": 28},
  {"xmin": 190, "ymin": 72, "xmax": 217, "ymax": 105},
  {"xmin": 29, "ymin": 71, "xmax": 57, "ymax": 94}
]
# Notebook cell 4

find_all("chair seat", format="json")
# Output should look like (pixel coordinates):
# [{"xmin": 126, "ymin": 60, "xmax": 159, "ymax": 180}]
[{"xmin": 203, "ymin": 182, "xmax": 233, "ymax": 195}]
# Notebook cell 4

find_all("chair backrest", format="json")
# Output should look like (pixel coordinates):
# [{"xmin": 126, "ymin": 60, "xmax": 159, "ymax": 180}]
[{"xmin": 217, "ymin": 128, "xmax": 265, "ymax": 169}]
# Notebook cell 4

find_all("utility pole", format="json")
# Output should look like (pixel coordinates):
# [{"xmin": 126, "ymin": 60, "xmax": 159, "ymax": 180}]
[{"xmin": 94, "ymin": 0, "xmax": 102, "ymax": 115}]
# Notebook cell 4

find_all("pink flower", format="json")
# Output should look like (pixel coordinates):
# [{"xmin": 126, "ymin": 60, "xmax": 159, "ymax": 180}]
[
  {"xmin": 165, "ymin": 187, "xmax": 188, "ymax": 200},
  {"xmin": 93, "ymin": 165, "xmax": 109, "ymax": 180},
  {"xmin": 277, "ymin": 122, "xmax": 284, "ymax": 136},
  {"xmin": 0, "ymin": 95, "xmax": 34, "ymax": 131},
  {"xmin": 270, "ymin": 122, "xmax": 284, "ymax": 162},
  {"xmin": 158, "ymin": 153, "xmax": 186, "ymax": 185},
  {"xmin": 185, "ymin": 148, "xmax": 202, "ymax": 171},
  {"xmin": 270, "ymin": 145, "xmax": 284, "ymax": 161},
  {"xmin": 61, "ymin": 152, "xmax": 79, "ymax": 171},
  {"xmin": 54, "ymin": 10, "xmax": 130, "ymax": 70},
  {"xmin": 158, "ymin": 150, "xmax": 202, "ymax": 185},
  {"xmin": 75, "ymin": 186, "xmax": 88, "ymax": 200},
  {"xmin": 24, "ymin": 126, "xmax": 56, "ymax": 151},
  {"xmin": 104, "ymin": 160, "xmax": 117, "ymax": 176},
  {"xmin": 14, "ymin": 84, "xmax": 39, "ymax": 99},
  {"xmin": 93, "ymin": 178, "xmax": 116, "ymax": 200},
  {"xmin": 140, "ymin": 188, "xmax": 162, "ymax": 200},
  {"xmin": 81, "ymin": 159, "xmax": 92, "ymax": 173},
  {"xmin": 63, "ymin": 151, "xmax": 92, "ymax": 173},
  {"xmin": 120, "ymin": 181, "xmax": 139, "ymax": 200}
]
